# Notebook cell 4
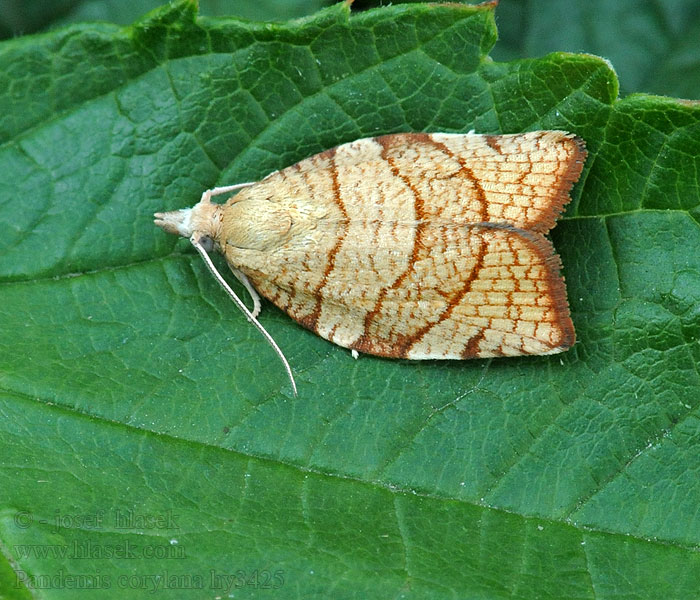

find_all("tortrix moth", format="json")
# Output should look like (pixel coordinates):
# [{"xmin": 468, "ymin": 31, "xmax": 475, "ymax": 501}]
[{"xmin": 155, "ymin": 131, "xmax": 587, "ymax": 394}]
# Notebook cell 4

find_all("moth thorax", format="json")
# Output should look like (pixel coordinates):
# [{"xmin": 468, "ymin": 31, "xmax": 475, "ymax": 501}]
[{"xmin": 222, "ymin": 198, "xmax": 292, "ymax": 251}]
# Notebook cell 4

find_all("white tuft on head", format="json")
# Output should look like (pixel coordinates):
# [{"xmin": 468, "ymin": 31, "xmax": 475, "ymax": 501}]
[{"xmin": 154, "ymin": 207, "xmax": 195, "ymax": 238}]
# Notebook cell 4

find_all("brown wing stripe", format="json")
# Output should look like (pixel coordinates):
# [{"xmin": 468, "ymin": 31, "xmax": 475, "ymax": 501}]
[
  {"xmin": 484, "ymin": 135, "xmax": 503, "ymax": 154},
  {"xmin": 353, "ymin": 137, "xmax": 427, "ymax": 349},
  {"xmin": 297, "ymin": 147, "xmax": 349, "ymax": 332},
  {"xmin": 353, "ymin": 135, "xmax": 492, "ymax": 357},
  {"xmin": 399, "ymin": 233, "xmax": 488, "ymax": 357},
  {"xmin": 397, "ymin": 136, "xmax": 490, "ymax": 357},
  {"xmin": 461, "ymin": 328, "xmax": 486, "ymax": 359}
]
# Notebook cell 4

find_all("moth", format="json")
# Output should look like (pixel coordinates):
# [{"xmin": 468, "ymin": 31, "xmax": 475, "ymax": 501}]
[{"xmin": 155, "ymin": 131, "xmax": 587, "ymax": 395}]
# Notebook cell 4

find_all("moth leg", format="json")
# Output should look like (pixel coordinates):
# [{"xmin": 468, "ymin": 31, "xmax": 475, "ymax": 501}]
[
  {"xmin": 229, "ymin": 266, "xmax": 262, "ymax": 319},
  {"xmin": 351, "ymin": 349, "xmax": 360, "ymax": 360},
  {"xmin": 200, "ymin": 183, "xmax": 255, "ymax": 204}
]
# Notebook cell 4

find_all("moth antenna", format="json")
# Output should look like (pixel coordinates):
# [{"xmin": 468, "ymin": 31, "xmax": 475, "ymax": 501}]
[
  {"xmin": 201, "ymin": 182, "xmax": 256, "ymax": 204},
  {"xmin": 189, "ymin": 234, "xmax": 298, "ymax": 397}
]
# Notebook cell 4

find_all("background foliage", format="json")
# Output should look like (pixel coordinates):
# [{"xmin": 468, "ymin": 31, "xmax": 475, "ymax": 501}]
[
  {"xmin": 2, "ymin": 0, "xmax": 699, "ymax": 99},
  {"xmin": 1, "ymin": 1, "xmax": 699, "ymax": 598}
]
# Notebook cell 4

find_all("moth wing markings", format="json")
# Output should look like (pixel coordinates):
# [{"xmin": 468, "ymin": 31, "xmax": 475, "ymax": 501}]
[
  {"xmin": 221, "ymin": 132, "xmax": 580, "ymax": 358},
  {"xmin": 238, "ymin": 215, "xmax": 414, "ymax": 349},
  {"xmin": 252, "ymin": 137, "xmax": 420, "ymax": 340},
  {"xmin": 237, "ymin": 222, "xmax": 573, "ymax": 359},
  {"xmin": 227, "ymin": 150, "xmax": 345, "ymax": 329},
  {"xmin": 437, "ymin": 131, "xmax": 586, "ymax": 232},
  {"xmin": 402, "ymin": 225, "xmax": 575, "ymax": 358},
  {"xmin": 344, "ymin": 222, "xmax": 574, "ymax": 359},
  {"xmin": 376, "ymin": 131, "xmax": 586, "ymax": 233}
]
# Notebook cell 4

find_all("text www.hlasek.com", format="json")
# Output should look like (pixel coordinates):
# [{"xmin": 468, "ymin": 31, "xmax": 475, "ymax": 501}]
[{"xmin": 14, "ymin": 539, "xmax": 184, "ymax": 560}]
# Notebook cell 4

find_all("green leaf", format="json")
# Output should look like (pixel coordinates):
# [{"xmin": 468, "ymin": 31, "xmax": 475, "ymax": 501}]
[
  {"xmin": 492, "ymin": 0, "xmax": 700, "ymax": 99},
  {"xmin": 7, "ymin": 1, "xmax": 700, "ymax": 99},
  {"xmin": 1, "ymin": 1, "xmax": 700, "ymax": 598}
]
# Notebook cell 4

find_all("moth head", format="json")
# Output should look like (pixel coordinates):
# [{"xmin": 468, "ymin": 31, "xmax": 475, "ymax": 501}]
[{"xmin": 154, "ymin": 199, "xmax": 221, "ymax": 243}]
